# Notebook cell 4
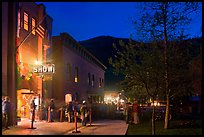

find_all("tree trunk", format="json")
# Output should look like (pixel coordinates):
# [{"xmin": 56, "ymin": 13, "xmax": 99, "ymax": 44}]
[
  {"xmin": 164, "ymin": 94, "xmax": 170, "ymax": 129},
  {"xmin": 162, "ymin": 2, "xmax": 170, "ymax": 129},
  {"xmin": 152, "ymin": 98, "xmax": 155, "ymax": 135}
]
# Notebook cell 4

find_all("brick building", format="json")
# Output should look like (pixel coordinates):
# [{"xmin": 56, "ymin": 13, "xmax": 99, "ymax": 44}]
[
  {"xmin": 52, "ymin": 32, "xmax": 106, "ymax": 104},
  {"xmin": 2, "ymin": 2, "xmax": 53, "ymax": 123}
]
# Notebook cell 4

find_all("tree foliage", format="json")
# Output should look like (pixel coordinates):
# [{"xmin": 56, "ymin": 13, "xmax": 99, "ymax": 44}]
[
  {"xmin": 132, "ymin": 2, "xmax": 201, "ymax": 42},
  {"xmin": 130, "ymin": 2, "xmax": 201, "ymax": 129},
  {"xmin": 109, "ymin": 40, "xmax": 165, "ymax": 101}
]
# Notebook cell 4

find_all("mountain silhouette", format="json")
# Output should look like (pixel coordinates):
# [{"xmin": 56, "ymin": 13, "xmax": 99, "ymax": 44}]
[
  {"xmin": 79, "ymin": 36, "xmax": 201, "ymax": 91},
  {"xmin": 79, "ymin": 36, "xmax": 131, "ymax": 91}
]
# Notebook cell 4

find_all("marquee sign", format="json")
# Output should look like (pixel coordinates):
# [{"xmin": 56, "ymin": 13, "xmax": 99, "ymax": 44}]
[{"xmin": 33, "ymin": 64, "xmax": 55, "ymax": 74}]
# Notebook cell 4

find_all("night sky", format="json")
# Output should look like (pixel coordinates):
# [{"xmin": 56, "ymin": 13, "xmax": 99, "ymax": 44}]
[{"xmin": 36, "ymin": 2, "xmax": 202, "ymax": 41}]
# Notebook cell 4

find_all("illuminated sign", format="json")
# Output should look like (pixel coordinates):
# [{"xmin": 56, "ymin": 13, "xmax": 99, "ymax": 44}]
[{"xmin": 33, "ymin": 64, "xmax": 55, "ymax": 74}]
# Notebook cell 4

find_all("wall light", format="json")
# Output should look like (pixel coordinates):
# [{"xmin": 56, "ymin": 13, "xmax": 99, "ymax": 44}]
[{"xmin": 35, "ymin": 60, "xmax": 42, "ymax": 65}]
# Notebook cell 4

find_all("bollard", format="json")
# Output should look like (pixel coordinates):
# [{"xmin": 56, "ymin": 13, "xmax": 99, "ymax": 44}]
[
  {"xmin": 48, "ymin": 106, "xmax": 50, "ymax": 122},
  {"xmin": 72, "ymin": 110, "xmax": 80, "ymax": 133},
  {"xmin": 87, "ymin": 107, "xmax": 94, "ymax": 127},
  {"xmin": 89, "ymin": 108, "xmax": 92, "ymax": 126},
  {"xmin": 60, "ymin": 107, "xmax": 63, "ymax": 122}
]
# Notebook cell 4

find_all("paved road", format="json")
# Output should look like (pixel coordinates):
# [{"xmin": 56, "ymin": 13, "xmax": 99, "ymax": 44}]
[{"xmin": 2, "ymin": 119, "xmax": 128, "ymax": 135}]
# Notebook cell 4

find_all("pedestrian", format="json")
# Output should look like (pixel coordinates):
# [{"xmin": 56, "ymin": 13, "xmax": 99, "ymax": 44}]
[
  {"xmin": 80, "ymin": 101, "xmax": 88, "ymax": 126},
  {"xmin": 124, "ymin": 102, "xmax": 132, "ymax": 124},
  {"xmin": 48, "ymin": 99, "xmax": 55, "ymax": 122},
  {"xmin": 65, "ymin": 101, "xmax": 74, "ymax": 122},
  {"xmin": 2, "ymin": 96, "xmax": 5, "ymax": 128},
  {"xmin": 30, "ymin": 97, "xmax": 36, "ymax": 127},
  {"xmin": 132, "ymin": 100, "xmax": 140, "ymax": 124},
  {"xmin": 2, "ymin": 96, "xmax": 11, "ymax": 129},
  {"xmin": 30, "ymin": 97, "xmax": 36, "ymax": 119}
]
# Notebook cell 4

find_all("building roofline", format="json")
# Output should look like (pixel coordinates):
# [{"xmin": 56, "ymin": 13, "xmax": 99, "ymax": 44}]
[{"xmin": 53, "ymin": 32, "xmax": 107, "ymax": 70}]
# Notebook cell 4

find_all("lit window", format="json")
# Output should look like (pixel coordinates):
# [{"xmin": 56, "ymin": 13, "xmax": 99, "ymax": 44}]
[
  {"xmin": 23, "ymin": 12, "xmax": 28, "ymax": 31},
  {"xmin": 32, "ymin": 18, "xmax": 36, "ymax": 35},
  {"xmin": 74, "ymin": 67, "xmax": 78, "ymax": 83}
]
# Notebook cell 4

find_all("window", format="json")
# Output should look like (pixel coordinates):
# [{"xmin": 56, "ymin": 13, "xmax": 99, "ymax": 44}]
[
  {"xmin": 31, "ymin": 18, "xmax": 36, "ymax": 35},
  {"xmin": 23, "ymin": 12, "xmax": 28, "ymax": 31},
  {"xmin": 88, "ymin": 73, "xmax": 91, "ymax": 85},
  {"xmin": 99, "ymin": 78, "xmax": 102, "ymax": 88},
  {"xmin": 17, "ymin": 9, "xmax": 21, "ymax": 37},
  {"xmin": 92, "ymin": 74, "xmax": 94, "ymax": 86},
  {"xmin": 36, "ymin": 25, "xmax": 45, "ymax": 38},
  {"xmin": 67, "ymin": 63, "xmax": 71, "ymax": 80},
  {"xmin": 74, "ymin": 67, "xmax": 78, "ymax": 83}
]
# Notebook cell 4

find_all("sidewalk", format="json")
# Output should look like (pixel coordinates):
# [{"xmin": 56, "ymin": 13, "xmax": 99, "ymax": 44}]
[
  {"xmin": 66, "ymin": 119, "xmax": 128, "ymax": 135},
  {"xmin": 2, "ymin": 119, "xmax": 128, "ymax": 135},
  {"xmin": 2, "ymin": 118, "xmax": 82, "ymax": 135}
]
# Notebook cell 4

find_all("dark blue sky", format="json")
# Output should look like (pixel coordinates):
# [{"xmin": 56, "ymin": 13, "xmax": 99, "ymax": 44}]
[{"xmin": 37, "ymin": 2, "xmax": 202, "ymax": 41}]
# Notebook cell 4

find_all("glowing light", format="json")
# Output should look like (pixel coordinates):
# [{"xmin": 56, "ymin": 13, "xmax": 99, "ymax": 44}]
[{"xmin": 35, "ymin": 60, "xmax": 42, "ymax": 65}]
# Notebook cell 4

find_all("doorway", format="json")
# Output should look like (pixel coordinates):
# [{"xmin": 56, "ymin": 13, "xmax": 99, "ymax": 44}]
[{"xmin": 17, "ymin": 89, "xmax": 39, "ymax": 120}]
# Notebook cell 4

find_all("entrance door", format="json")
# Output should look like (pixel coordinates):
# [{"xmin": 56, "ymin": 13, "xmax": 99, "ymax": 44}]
[{"xmin": 17, "ymin": 89, "xmax": 35, "ymax": 119}]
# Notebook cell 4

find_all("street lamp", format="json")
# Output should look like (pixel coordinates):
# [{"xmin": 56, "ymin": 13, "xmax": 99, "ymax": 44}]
[{"xmin": 35, "ymin": 60, "xmax": 42, "ymax": 66}]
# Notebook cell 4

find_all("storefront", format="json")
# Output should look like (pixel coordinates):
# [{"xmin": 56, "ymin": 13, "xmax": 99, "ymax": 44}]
[
  {"xmin": 16, "ymin": 62, "xmax": 54, "ymax": 121},
  {"xmin": 17, "ymin": 89, "xmax": 40, "ymax": 119}
]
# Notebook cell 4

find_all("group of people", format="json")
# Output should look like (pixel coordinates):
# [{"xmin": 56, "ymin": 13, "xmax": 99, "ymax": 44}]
[
  {"xmin": 47, "ymin": 99, "xmax": 89, "ymax": 126},
  {"xmin": 124, "ymin": 100, "xmax": 140, "ymax": 124},
  {"xmin": 2, "ymin": 95, "xmax": 90, "ymax": 130}
]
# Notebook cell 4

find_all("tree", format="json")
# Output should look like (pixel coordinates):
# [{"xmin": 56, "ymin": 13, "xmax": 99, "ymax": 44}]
[
  {"xmin": 131, "ymin": 2, "xmax": 201, "ymax": 129},
  {"xmin": 188, "ymin": 43, "xmax": 202, "ymax": 113},
  {"xmin": 109, "ymin": 40, "xmax": 165, "ymax": 135},
  {"xmin": 188, "ymin": 43, "xmax": 202, "ymax": 96}
]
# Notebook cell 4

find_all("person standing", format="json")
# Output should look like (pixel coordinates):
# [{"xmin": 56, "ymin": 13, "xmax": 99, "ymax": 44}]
[
  {"xmin": 30, "ymin": 97, "xmax": 36, "ymax": 128},
  {"xmin": 80, "ymin": 101, "xmax": 88, "ymax": 126},
  {"xmin": 124, "ymin": 102, "xmax": 132, "ymax": 124},
  {"xmin": 30, "ymin": 98, "xmax": 36, "ymax": 120},
  {"xmin": 2, "ymin": 96, "xmax": 5, "ymax": 129},
  {"xmin": 66, "ymin": 102, "xmax": 74, "ymax": 122},
  {"xmin": 49, "ymin": 99, "xmax": 55, "ymax": 122},
  {"xmin": 132, "ymin": 100, "xmax": 140, "ymax": 124},
  {"xmin": 2, "ymin": 96, "xmax": 11, "ymax": 129}
]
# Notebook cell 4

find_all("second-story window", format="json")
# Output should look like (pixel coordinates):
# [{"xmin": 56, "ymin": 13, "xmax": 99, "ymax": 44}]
[
  {"xmin": 31, "ymin": 18, "xmax": 36, "ymax": 35},
  {"xmin": 74, "ymin": 67, "xmax": 78, "ymax": 83},
  {"xmin": 88, "ymin": 72, "xmax": 91, "ymax": 85},
  {"xmin": 17, "ymin": 9, "xmax": 21, "ymax": 37},
  {"xmin": 92, "ymin": 74, "xmax": 94, "ymax": 86},
  {"xmin": 99, "ymin": 77, "xmax": 102, "ymax": 88},
  {"xmin": 23, "ymin": 12, "xmax": 28, "ymax": 31}
]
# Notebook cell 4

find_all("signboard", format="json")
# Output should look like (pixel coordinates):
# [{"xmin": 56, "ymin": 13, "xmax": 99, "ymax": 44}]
[{"xmin": 33, "ymin": 64, "xmax": 55, "ymax": 74}]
